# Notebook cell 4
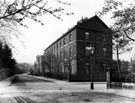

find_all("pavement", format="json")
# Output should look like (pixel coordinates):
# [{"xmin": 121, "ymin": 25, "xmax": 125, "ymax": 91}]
[
  {"xmin": 0, "ymin": 75, "xmax": 19, "ymax": 103},
  {"xmin": 29, "ymin": 75, "xmax": 107, "ymax": 88},
  {"xmin": 30, "ymin": 75, "xmax": 135, "ymax": 99}
]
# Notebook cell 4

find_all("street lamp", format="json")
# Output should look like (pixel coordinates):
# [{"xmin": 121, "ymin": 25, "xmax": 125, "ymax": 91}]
[{"xmin": 86, "ymin": 45, "xmax": 94, "ymax": 90}]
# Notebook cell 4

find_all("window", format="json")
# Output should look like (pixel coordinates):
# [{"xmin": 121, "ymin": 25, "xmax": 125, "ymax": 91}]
[
  {"xmin": 60, "ymin": 41, "xmax": 61, "ymax": 47},
  {"xmin": 85, "ymin": 46, "xmax": 90, "ymax": 56},
  {"xmin": 85, "ymin": 63, "xmax": 90, "ymax": 74},
  {"xmin": 56, "ymin": 43, "xmax": 58, "ymax": 50},
  {"xmin": 62, "ymin": 63, "xmax": 65, "ymax": 73},
  {"xmin": 85, "ymin": 32, "xmax": 89, "ymax": 40},
  {"xmin": 63, "ymin": 50, "xmax": 65, "ymax": 58},
  {"xmin": 57, "ymin": 53, "xmax": 58, "ymax": 59},
  {"xmin": 54, "ymin": 45, "xmax": 55, "ymax": 51},
  {"xmin": 60, "ymin": 51, "xmax": 62, "ymax": 59},
  {"xmin": 69, "ymin": 34, "xmax": 72, "ymax": 42},
  {"xmin": 63, "ymin": 38, "xmax": 66, "ymax": 45},
  {"xmin": 103, "ymin": 48, "xmax": 106, "ymax": 52},
  {"xmin": 103, "ymin": 47, "xmax": 107, "ymax": 56},
  {"xmin": 71, "ymin": 63, "xmax": 77, "ymax": 74},
  {"xmin": 69, "ymin": 47, "xmax": 72, "ymax": 57}
]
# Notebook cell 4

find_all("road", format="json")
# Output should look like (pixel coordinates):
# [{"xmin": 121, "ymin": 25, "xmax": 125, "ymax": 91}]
[{"xmin": 0, "ymin": 74, "xmax": 135, "ymax": 103}]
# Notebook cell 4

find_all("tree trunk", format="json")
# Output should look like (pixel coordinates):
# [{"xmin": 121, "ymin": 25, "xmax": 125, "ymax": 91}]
[{"xmin": 116, "ymin": 44, "xmax": 121, "ymax": 77}]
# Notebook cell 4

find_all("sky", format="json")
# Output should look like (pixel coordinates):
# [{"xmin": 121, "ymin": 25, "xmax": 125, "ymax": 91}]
[{"xmin": 13, "ymin": 0, "xmax": 135, "ymax": 64}]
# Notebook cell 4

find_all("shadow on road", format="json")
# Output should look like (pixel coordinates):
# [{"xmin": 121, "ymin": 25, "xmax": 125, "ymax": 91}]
[{"xmin": 11, "ymin": 74, "xmax": 54, "ymax": 86}]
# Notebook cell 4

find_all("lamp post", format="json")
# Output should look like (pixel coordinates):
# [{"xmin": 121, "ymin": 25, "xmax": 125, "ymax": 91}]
[
  {"xmin": 90, "ymin": 59, "xmax": 94, "ymax": 90},
  {"xmin": 86, "ymin": 45, "xmax": 94, "ymax": 90}
]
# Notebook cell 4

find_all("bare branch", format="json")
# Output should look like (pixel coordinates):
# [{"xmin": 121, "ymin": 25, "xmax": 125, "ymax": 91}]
[{"xmin": 0, "ymin": 0, "xmax": 73, "ymax": 49}]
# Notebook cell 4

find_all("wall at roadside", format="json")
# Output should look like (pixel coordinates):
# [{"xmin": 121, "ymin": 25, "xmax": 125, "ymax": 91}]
[{"xmin": 122, "ymin": 83, "xmax": 135, "ymax": 89}]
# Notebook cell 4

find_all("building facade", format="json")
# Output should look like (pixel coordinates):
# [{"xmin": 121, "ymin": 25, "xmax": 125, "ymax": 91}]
[
  {"xmin": 44, "ymin": 15, "xmax": 112, "ymax": 82},
  {"xmin": 35, "ymin": 55, "xmax": 45, "ymax": 73}
]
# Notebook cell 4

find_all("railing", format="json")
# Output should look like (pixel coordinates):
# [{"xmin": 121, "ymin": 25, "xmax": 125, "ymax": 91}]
[
  {"xmin": 122, "ymin": 83, "xmax": 135, "ymax": 89},
  {"xmin": 111, "ymin": 82, "xmax": 135, "ymax": 89}
]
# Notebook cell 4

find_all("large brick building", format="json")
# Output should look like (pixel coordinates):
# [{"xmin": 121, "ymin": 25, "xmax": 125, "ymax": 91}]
[{"xmin": 44, "ymin": 15, "xmax": 113, "ymax": 82}]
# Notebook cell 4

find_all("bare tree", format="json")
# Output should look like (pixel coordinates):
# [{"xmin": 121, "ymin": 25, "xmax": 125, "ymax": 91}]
[
  {"xmin": 43, "ymin": 46, "xmax": 76, "ymax": 80},
  {"xmin": 43, "ymin": 53, "xmax": 61, "ymax": 76},
  {"xmin": 98, "ymin": 0, "xmax": 135, "ymax": 52},
  {"xmin": 62, "ymin": 46, "xmax": 76, "ymax": 81},
  {"xmin": 0, "ymin": 0, "xmax": 73, "ymax": 46},
  {"xmin": 43, "ymin": 53, "xmax": 53, "ymax": 74},
  {"xmin": 98, "ymin": 0, "xmax": 135, "ymax": 77}
]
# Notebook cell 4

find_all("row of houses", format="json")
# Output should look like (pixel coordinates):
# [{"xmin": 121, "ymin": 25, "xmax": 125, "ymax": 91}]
[{"xmin": 34, "ymin": 15, "xmax": 118, "ymax": 82}]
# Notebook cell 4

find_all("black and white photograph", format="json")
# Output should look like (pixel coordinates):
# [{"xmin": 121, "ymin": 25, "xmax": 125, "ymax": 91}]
[{"xmin": 0, "ymin": 0, "xmax": 135, "ymax": 103}]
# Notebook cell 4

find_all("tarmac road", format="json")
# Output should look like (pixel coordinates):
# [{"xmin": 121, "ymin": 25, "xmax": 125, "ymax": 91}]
[{"xmin": 0, "ymin": 74, "xmax": 135, "ymax": 103}]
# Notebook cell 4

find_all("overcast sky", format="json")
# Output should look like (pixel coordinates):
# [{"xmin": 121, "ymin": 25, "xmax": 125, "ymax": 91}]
[{"xmin": 13, "ymin": 0, "xmax": 135, "ymax": 64}]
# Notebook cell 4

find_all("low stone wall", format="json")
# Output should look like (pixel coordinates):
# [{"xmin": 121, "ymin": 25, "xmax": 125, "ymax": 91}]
[
  {"xmin": 122, "ymin": 83, "xmax": 135, "ymax": 89},
  {"xmin": 111, "ymin": 82, "xmax": 135, "ymax": 89}
]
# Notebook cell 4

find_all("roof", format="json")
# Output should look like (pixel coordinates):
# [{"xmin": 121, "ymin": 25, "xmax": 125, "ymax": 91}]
[{"xmin": 44, "ymin": 15, "xmax": 109, "ymax": 51}]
